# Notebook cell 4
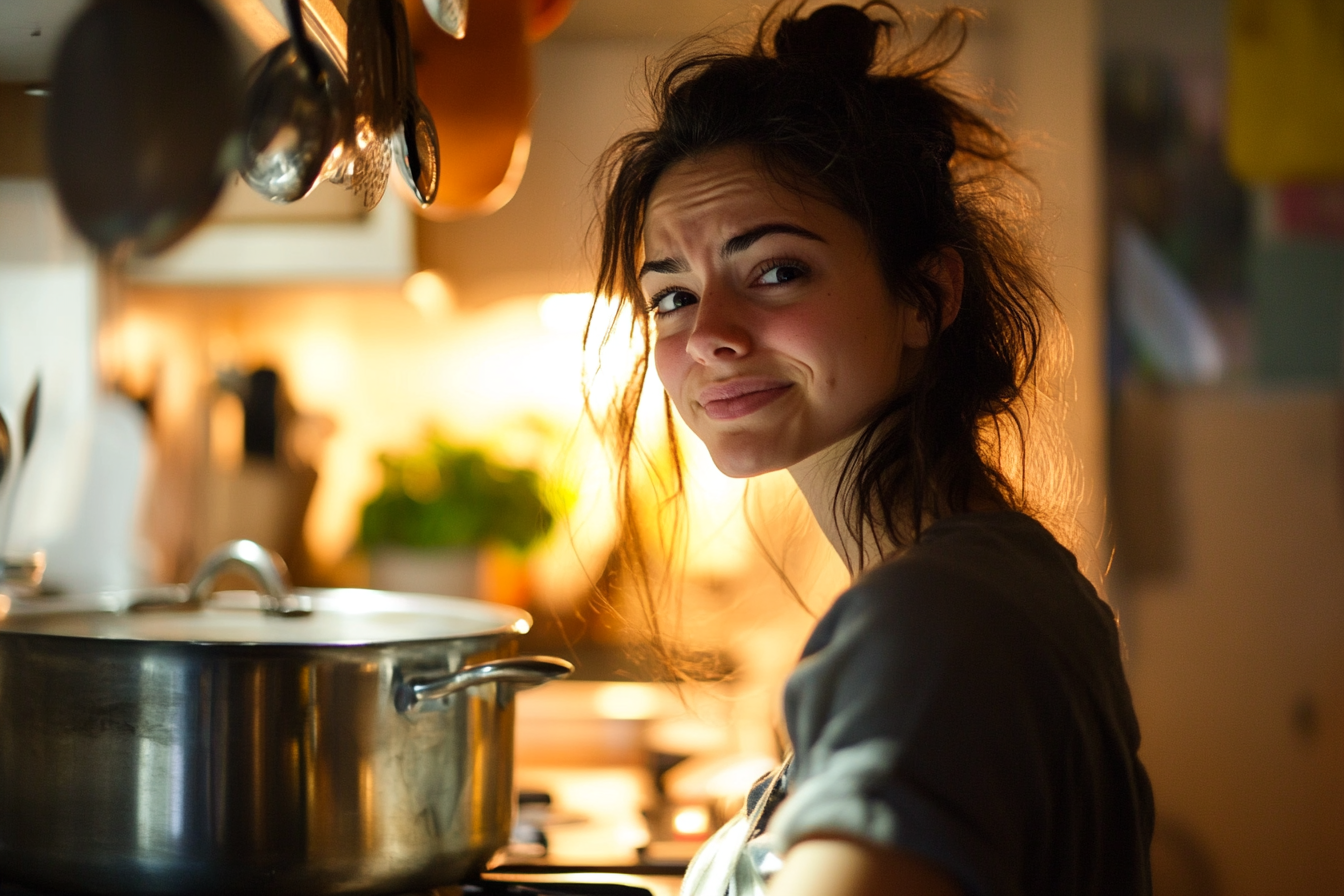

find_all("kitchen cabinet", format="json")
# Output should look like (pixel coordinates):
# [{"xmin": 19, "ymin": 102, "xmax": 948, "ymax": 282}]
[
  {"xmin": 125, "ymin": 181, "xmax": 414, "ymax": 285},
  {"xmin": 1115, "ymin": 387, "xmax": 1344, "ymax": 895}
]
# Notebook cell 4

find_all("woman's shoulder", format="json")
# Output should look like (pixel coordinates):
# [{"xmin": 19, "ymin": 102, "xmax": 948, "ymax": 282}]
[
  {"xmin": 804, "ymin": 510, "xmax": 1116, "ymax": 666},
  {"xmin": 784, "ymin": 509, "xmax": 1140, "ymax": 788},
  {"xmin": 777, "ymin": 514, "xmax": 1152, "ymax": 896}
]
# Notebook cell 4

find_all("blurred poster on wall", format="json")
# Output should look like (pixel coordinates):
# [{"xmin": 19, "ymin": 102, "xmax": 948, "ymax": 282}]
[{"xmin": 1226, "ymin": 0, "xmax": 1344, "ymax": 182}]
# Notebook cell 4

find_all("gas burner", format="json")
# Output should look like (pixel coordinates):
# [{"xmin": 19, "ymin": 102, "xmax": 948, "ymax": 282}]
[
  {"xmin": 0, "ymin": 872, "xmax": 667, "ymax": 896},
  {"xmin": 467, "ymin": 877, "xmax": 656, "ymax": 895}
]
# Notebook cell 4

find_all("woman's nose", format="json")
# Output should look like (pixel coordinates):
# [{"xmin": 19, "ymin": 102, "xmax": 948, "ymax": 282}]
[{"xmin": 686, "ymin": 289, "xmax": 751, "ymax": 362}]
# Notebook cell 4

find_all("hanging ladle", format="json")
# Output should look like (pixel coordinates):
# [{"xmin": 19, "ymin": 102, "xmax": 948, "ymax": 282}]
[
  {"xmin": 240, "ymin": 0, "xmax": 352, "ymax": 202},
  {"xmin": 390, "ymin": 0, "xmax": 439, "ymax": 205}
]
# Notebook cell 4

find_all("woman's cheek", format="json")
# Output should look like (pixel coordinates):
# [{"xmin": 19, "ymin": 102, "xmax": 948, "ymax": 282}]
[
  {"xmin": 759, "ymin": 302, "xmax": 830, "ymax": 365},
  {"xmin": 653, "ymin": 336, "xmax": 693, "ymax": 409}
]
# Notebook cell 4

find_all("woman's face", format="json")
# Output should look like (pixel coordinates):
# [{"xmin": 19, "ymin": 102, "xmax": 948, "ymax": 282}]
[{"xmin": 643, "ymin": 145, "xmax": 927, "ymax": 478}]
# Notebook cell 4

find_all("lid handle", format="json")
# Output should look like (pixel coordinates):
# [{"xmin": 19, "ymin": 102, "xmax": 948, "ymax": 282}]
[{"xmin": 187, "ymin": 539, "xmax": 310, "ymax": 616}]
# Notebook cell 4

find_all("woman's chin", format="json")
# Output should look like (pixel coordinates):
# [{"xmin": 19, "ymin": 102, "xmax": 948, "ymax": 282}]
[{"xmin": 704, "ymin": 441, "xmax": 797, "ymax": 479}]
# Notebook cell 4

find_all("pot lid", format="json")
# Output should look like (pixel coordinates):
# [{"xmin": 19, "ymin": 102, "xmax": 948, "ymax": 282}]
[
  {"xmin": 0, "ymin": 539, "xmax": 531, "ymax": 646},
  {"xmin": 0, "ymin": 587, "xmax": 531, "ymax": 645}
]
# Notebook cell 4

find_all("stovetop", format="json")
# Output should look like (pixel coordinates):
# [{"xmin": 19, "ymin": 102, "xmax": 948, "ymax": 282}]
[
  {"xmin": 0, "ymin": 869, "xmax": 680, "ymax": 896},
  {"xmin": 468, "ymin": 870, "xmax": 679, "ymax": 896}
]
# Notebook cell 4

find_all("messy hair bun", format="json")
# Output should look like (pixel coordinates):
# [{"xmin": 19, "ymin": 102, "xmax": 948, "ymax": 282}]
[{"xmin": 773, "ymin": 4, "xmax": 882, "ymax": 80}]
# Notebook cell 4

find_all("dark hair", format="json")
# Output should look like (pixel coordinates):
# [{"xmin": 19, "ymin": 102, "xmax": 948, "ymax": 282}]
[{"xmin": 587, "ymin": 2, "xmax": 1070, "ymax": 658}]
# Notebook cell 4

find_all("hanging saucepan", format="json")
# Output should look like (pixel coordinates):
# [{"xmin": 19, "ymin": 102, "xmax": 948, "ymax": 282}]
[
  {"xmin": 0, "ymin": 539, "xmax": 571, "ymax": 895},
  {"xmin": 46, "ymin": 0, "xmax": 242, "ymax": 257}
]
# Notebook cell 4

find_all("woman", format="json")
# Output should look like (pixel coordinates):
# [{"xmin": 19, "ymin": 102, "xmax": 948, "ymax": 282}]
[{"xmin": 588, "ymin": 4, "xmax": 1154, "ymax": 895}]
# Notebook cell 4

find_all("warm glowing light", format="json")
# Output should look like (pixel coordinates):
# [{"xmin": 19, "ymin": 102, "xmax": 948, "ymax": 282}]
[
  {"xmin": 0, "ymin": 593, "xmax": 10, "ymax": 619},
  {"xmin": 103, "ymin": 310, "xmax": 163, "ymax": 397},
  {"xmin": 672, "ymin": 806, "xmax": 710, "ymax": 836},
  {"xmin": 538, "ymin": 292, "xmax": 593, "ymax": 335},
  {"xmin": 614, "ymin": 819, "xmax": 652, "ymax": 849},
  {"xmin": 665, "ymin": 753, "xmax": 780, "ymax": 805},
  {"xmin": 593, "ymin": 682, "xmax": 663, "ymax": 720},
  {"xmin": 403, "ymin": 270, "xmax": 454, "ymax": 320},
  {"xmin": 287, "ymin": 332, "xmax": 354, "ymax": 409},
  {"xmin": 550, "ymin": 771, "xmax": 648, "ymax": 818},
  {"xmin": 209, "ymin": 392, "xmax": 245, "ymax": 473},
  {"xmin": 703, "ymin": 755, "xmax": 777, "ymax": 799},
  {"xmin": 539, "ymin": 292, "xmax": 639, "ymax": 345}
]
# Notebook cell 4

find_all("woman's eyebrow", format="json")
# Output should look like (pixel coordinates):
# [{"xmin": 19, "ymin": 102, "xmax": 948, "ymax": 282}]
[
  {"xmin": 722, "ymin": 223, "xmax": 825, "ymax": 257},
  {"xmin": 638, "ymin": 223, "xmax": 824, "ymax": 279},
  {"xmin": 639, "ymin": 257, "xmax": 686, "ymax": 278}
]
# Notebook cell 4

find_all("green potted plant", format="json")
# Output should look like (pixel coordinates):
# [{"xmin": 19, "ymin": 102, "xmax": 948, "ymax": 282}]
[{"xmin": 358, "ymin": 433, "xmax": 554, "ymax": 600}]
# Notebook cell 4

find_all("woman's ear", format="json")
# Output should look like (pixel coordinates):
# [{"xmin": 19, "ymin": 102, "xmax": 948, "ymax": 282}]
[{"xmin": 902, "ymin": 248, "xmax": 965, "ymax": 349}]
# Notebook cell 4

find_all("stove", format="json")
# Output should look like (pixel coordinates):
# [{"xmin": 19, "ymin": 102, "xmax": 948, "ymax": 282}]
[{"xmin": 0, "ymin": 869, "xmax": 680, "ymax": 896}]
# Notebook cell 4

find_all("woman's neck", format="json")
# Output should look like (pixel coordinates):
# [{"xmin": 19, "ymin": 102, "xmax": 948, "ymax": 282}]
[
  {"xmin": 788, "ymin": 434, "xmax": 1005, "ymax": 577},
  {"xmin": 788, "ymin": 434, "xmax": 890, "ymax": 577}
]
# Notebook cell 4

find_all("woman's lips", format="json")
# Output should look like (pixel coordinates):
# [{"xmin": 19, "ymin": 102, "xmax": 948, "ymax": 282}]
[{"xmin": 697, "ymin": 378, "xmax": 793, "ymax": 421}]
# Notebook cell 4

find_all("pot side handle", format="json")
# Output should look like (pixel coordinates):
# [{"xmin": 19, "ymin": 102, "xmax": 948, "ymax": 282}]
[{"xmin": 395, "ymin": 656, "xmax": 574, "ymax": 714}]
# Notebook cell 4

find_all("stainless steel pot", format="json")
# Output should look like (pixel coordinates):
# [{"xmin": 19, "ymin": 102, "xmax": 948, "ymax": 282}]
[{"xmin": 0, "ymin": 540, "xmax": 571, "ymax": 895}]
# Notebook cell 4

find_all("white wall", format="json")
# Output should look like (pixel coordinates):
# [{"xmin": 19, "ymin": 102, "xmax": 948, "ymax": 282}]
[{"xmin": 0, "ymin": 179, "xmax": 96, "ymax": 558}]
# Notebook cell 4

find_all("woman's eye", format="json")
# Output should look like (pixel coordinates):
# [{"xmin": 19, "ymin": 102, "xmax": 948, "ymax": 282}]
[
  {"xmin": 757, "ymin": 262, "xmax": 807, "ymax": 286},
  {"xmin": 651, "ymin": 288, "xmax": 697, "ymax": 315}
]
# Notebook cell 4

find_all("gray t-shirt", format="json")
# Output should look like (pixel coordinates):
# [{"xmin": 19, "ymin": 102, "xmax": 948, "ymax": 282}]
[{"xmin": 765, "ymin": 511, "xmax": 1153, "ymax": 896}]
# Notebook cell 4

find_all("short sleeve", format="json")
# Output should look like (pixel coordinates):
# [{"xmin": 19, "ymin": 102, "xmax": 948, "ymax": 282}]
[{"xmin": 766, "ymin": 563, "xmax": 1060, "ymax": 896}]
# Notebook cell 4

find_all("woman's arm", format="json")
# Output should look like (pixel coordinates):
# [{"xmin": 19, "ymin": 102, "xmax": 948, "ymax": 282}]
[{"xmin": 768, "ymin": 835, "xmax": 963, "ymax": 896}]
